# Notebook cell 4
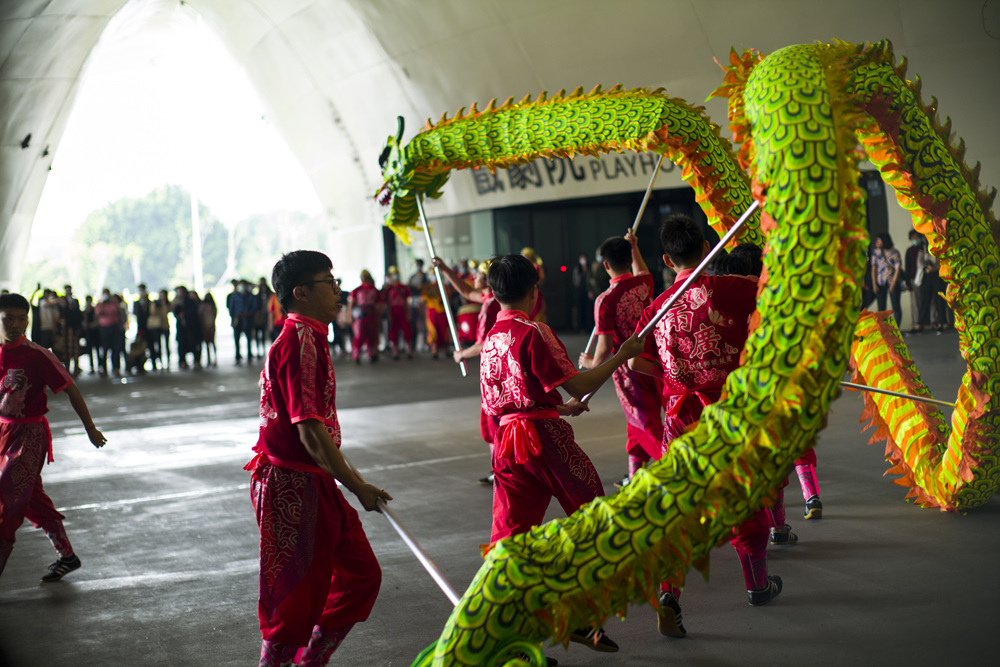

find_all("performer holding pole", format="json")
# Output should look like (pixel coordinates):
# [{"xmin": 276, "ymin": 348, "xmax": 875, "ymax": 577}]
[
  {"xmin": 580, "ymin": 199, "xmax": 759, "ymax": 405},
  {"xmin": 247, "ymin": 250, "xmax": 393, "ymax": 667},
  {"xmin": 416, "ymin": 195, "xmax": 468, "ymax": 377},
  {"xmin": 580, "ymin": 153, "xmax": 665, "ymax": 368}
]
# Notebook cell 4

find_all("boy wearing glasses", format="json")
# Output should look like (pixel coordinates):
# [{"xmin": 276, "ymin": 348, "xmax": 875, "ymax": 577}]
[{"xmin": 247, "ymin": 251, "xmax": 392, "ymax": 666}]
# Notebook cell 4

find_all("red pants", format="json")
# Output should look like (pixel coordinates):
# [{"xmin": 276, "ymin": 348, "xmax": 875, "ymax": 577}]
[
  {"xmin": 351, "ymin": 315, "xmax": 379, "ymax": 360},
  {"xmin": 658, "ymin": 392, "xmax": 784, "ymax": 594},
  {"xmin": 251, "ymin": 461, "xmax": 381, "ymax": 646},
  {"xmin": 0, "ymin": 422, "xmax": 71, "ymax": 576},
  {"xmin": 491, "ymin": 418, "xmax": 603, "ymax": 543},
  {"xmin": 612, "ymin": 365, "xmax": 664, "ymax": 461},
  {"xmin": 386, "ymin": 306, "xmax": 412, "ymax": 355}
]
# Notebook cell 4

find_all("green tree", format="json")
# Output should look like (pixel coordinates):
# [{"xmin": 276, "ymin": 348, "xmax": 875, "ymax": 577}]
[{"xmin": 72, "ymin": 185, "xmax": 227, "ymax": 292}]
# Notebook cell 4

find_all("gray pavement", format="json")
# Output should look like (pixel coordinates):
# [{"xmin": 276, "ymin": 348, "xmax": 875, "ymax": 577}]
[{"xmin": 0, "ymin": 330, "xmax": 998, "ymax": 666}]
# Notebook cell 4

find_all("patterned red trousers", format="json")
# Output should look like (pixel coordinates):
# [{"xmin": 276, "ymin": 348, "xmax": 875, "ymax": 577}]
[{"xmin": 250, "ymin": 461, "xmax": 381, "ymax": 646}]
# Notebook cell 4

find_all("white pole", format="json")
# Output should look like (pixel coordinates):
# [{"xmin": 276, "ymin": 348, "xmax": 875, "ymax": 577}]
[
  {"xmin": 346, "ymin": 456, "xmax": 461, "ymax": 606},
  {"xmin": 840, "ymin": 381, "xmax": 956, "ymax": 408},
  {"xmin": 191, "ymin": 190, "xmax": 204, "ymax": 294},
  {"xmin": 415, "ymin": 195, "xmax": 468, "ymax": 377}
]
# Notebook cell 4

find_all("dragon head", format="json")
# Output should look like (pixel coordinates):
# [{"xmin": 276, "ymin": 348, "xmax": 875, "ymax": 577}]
[{"xmin": 374, "ymin": 116, "xmax": 451, "ymax": 243}]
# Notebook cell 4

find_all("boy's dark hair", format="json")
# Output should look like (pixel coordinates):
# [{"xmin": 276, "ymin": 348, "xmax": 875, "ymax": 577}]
[
  {"xmin": 659, "ymin": 213, "xmax": 705, "ymax": 265},
  {"xmin": 706, "ymin": 251, "xmax": 752, "ymax": 277},
  {"xmin": 272, "ymin": 250, "xmax": 333, "ymax": 311},
  {"xmin": 0, "ymin": 293, "xmax": 30, "ymax": 312},
  {"xmin": 598, "ymin": 237, "xmax": 632, "ymax": 272},
  {"xmin": 730, "ymin": 242, "xmax": 763, "ymax": 277},
  {"xmin": 487, "ymin": 254, "xmax": 538, "ymax": 304}
]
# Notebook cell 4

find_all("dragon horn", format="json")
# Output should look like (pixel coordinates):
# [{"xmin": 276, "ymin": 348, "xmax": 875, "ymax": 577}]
[{"xmin": 395, "ymin": 115, "xmax": 405, "ymax": 142}]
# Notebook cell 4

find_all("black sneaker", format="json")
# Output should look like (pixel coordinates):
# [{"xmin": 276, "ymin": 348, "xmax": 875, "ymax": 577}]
[
  {"xmin": 478, "ymin": 473, "xmax": 494, "ymax": 485},
  {"xmin": 804, "ymin": 496, "xmax": 823, "ymax": 520},
  {"xmin": 569, "ymin": 627, "xmax": 618, "ymax": 653},
  {"xmin": 769, "ymin": 524, "xmax": 798, "ymax": 546},
  {"xmin": 748, "ymin": 575, "xmax": 783, "ymax": 606},
  {"xmin": 612, "ymin": 473, "xmax": 630, "ymax": 489},
  {"xmin": 41, "ymin": 554, "xmax": 81, "ymax": 582},
  {"xmin": 657, "ymin": 591, "xmax": 687, "ymax": 637}
]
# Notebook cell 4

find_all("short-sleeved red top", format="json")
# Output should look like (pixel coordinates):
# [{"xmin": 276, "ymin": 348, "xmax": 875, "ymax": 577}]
[
  {"xmin": 594, "ymin": 271, "xmax": 654, "ymax": 352},
  {"xmin": 350, "ymin": 282, "xmax": 381, "ymax": 308},
  {"xmin": 381, "ymin": 283, "xmax": 409, "ymax": 309},
  {"xmin": 0, "ymin": 336, "xmax": 73, "ymax": 419},
  {"xmin": 480, "ymin": 309, "xmax": 578, "ymax": 416},
  {"xmin": 475, "ymin": 292, "xmax": 502, "ymax": 345},
  {"xmin": 255, "ymin": 313, "xmax": 339, "ymax": 467},
  {"xmin": 635, "ymin": 269, "xmax": 757, "ymax": 398}
]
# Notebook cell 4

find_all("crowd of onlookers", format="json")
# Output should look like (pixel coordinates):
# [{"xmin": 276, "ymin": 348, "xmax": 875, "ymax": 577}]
[{"xmin": 1, "ymin": 278, "xmax": 282, "ymax": 376}]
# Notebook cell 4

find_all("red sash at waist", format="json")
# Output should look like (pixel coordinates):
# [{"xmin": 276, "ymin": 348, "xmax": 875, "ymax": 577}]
[
  {"xmin": 0, "ymin": 415, "xmax": 53, "ymax": 463},
  {"xmin": 244, "ymin": 450, "xmax": 325, "ymax": 477},
  {"xmin": 497, "ymin": 409, "xmax": 560, "ymax": 464}
]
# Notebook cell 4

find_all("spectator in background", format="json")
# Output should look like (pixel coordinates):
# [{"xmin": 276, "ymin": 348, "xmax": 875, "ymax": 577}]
[
  {"xmin": 114, "ymin": 294, "xmax": 129, "ymax": 373},
  {"xmin": 60, "ymin": 285, "xmax": 83, "ymax": 377},
  {"xmin": 348, "ymin": 270, "xmax": 382, "ymax": 364},
  {"xmin": 254, "ymin": 278, "xmax": 271, "ymax": 358},
  {"xmin": 95, "ymin": 289, "xmax": 120, "ymax": 376},
  {"xmin": 232, "ymin": 280, "xmax": 256, "ymax": 365},
  {"xmin": 146, "ymin": 289, "xmax": 167, "ymax": 371},
  {"xmin": 871, "ymin": 232, "xmax": 903, "ymax": 326},
  {"xmin": 200, "ymin": 292, "xmax": 218, "ymax": 367},
  {"xmin": 572, "ymin": 253, "xmax": 595, "ymax": 332},
  {"xmin": 173, "ymin": 286, "xmax": 202, "ymax": 370},
  {"xmin": 35, "ymin": 289, "xmax": 59, "ymax": 351},
  {"xmin": 904, "ymin": 230, "xmax": 925, "ymax": 333},
  {"xmin": 83, "ymin": 295, "xmax": 99, "ymax": 374},
  {"xmin": 226, "ymin": 279, "xmax": 240, "ymax": 361},
  {"xmin": 408, "ymin": 259, "xmax": 428, "ymax": 351},
  {"xmin": 133, "ymin": 285, "xmax": 152, "ymax": 367},
  {"xmin": 157, "ymin": 289, "xmax": 173, "ymax": 370}
]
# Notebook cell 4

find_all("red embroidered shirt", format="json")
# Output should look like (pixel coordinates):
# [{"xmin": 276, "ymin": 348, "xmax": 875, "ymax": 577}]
[
  {"xmin": 255, "ymin": 313, "xmax": 339, "ymax": 468},
  {"xmin": 0, "ymin": 336, "xmax": 72, "ymax": 419},
  {"xmin": 594, "ymin": 271, "xmax": 654, "ymax": 352},
  {"xmin": 480, "ymin": 309, "xmax": 578, "ymax": 416},
  {"xmin": 635, "ymin": 269, "xmax": 757, "ymax": 398}
]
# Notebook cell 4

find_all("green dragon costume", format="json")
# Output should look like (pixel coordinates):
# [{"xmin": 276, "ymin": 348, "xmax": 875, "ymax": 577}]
[{"xmin": 373, "ymin": 39, "xmax": 998, "ymax": 666}]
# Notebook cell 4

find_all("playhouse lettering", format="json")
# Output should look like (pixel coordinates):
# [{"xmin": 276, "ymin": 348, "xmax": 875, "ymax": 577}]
[{"xmin": 470, "ymin": 153, "xmax": 674, "ymax": 196}]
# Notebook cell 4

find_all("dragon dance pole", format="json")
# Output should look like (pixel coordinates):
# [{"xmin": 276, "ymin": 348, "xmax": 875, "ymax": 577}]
[
  {"xmin": 580, "ymin": 153, "xmax": 666, "ymax": 368},
  {"xmin": 415, "ymin": 194, "xmax": 468, "ymax": 377},
  {"xmin": 346, "ymin": 455, "xmax": 462, "ymax": 606},
  {"xmin": 581, "ymin": 199, "xmax": 759, "ymax": 405},
  {"xmin": 840, "ymin": 381, "xmax": 956, "ymax": 408}
]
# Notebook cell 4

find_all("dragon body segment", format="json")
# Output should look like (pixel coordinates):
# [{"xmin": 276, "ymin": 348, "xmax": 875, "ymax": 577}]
[
  {"xmin": 375, "ymin": 86, "xmax": 763, "ymax": 247},
  {"xmin": 385, "ymin": 39, "xmax": 998, "ymax": 666},
  {"xmin": 843, "ymin": 43, "xmax": 1000, "ymax": 510}
]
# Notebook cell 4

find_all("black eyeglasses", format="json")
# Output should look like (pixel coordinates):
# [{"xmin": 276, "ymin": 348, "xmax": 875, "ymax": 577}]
[{"xmin": 300, "ymin": 278, "xmax": 338, "ymax": 289}]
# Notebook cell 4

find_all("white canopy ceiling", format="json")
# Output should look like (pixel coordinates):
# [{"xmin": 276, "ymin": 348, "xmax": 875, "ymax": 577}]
[{"xmin": 2, "ymin": 0, "xmax": 998, "ymax": 289}]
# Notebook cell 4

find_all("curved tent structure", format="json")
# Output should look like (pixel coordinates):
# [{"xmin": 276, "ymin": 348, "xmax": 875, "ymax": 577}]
[{"xmin": 1, "ymin": 0, "xmax": 997, "ymax": 290}]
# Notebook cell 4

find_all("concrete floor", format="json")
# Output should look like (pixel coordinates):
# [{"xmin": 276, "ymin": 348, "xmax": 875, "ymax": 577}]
[{"xmin": 0, "ymin": 330, "xmax": 997, "ymax": 666}]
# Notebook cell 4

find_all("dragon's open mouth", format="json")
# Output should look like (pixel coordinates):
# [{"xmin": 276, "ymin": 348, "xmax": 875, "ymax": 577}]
[{"xmin": 375, "ymin": 184, "xmax": 393, "ymax": 207}]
